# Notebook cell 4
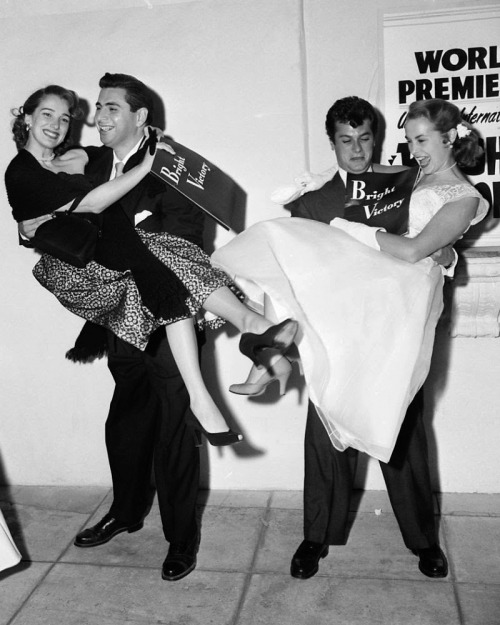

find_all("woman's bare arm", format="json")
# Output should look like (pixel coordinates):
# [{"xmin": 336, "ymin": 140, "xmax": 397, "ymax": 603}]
[
  {"xmin": 19, "ymin": 140, "xmax": 171, "ymax": 238},
  {"xmin": 375, "ymin": 196, "xmax": 479, "ymax": 263}
]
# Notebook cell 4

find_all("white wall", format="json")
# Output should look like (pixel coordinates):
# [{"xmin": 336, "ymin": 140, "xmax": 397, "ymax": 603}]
[{"xmin": 0, "ymin": 0, "xmax": 498, "ymax": 493}]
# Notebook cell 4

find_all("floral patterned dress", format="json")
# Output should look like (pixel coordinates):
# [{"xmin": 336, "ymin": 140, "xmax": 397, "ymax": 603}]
[{"xmin": 6, "ymin": 149, "xmax": 233, "ymax": 350}]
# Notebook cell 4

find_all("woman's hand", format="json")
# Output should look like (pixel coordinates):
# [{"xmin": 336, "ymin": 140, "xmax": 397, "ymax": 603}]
[
  {"xmin": 430, "ymin": 245, "xmax": 456, "ymax": 269},
  {"xmin": 18, "ymin": 214, "xmax": 53, "ymax": 239},
  {"xmin": 141, "ymin": 128, "xmax": 176, "ymax": 170},
  {"xmin": 144, "ymin": 126, "xmax": 175, "ymax": 154}
]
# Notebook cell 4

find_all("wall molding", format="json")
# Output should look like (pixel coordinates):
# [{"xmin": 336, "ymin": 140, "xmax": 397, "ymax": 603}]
[{"xmin": 444, "ymin": 246, "xmax": 500, "ymax": 338}]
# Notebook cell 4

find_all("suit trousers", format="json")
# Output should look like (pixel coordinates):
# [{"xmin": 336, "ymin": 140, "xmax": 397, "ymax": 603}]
[
  {"xmin": 303, "ymin": 390, "xmax": 438, "ymax": 550},
  {"xmin": 106, "ymin": 328, "xmax": 200, "ymax": 544}
]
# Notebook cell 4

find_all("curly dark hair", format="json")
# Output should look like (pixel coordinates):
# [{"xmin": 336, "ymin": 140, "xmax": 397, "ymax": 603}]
[
  {"xmin": 99, "ymin": 73, "xmax": 154, "ymax": 125},
  {"xmin": 325, "ymin": 96, "xmax": 379, "ymax": 143},
  {"xmin": 11, "ymin": 85, "xmax": 83, "ymax": 154},
  {"xmin": 406, "ymin": 99, "xmax": 483, "ymax": 169}
]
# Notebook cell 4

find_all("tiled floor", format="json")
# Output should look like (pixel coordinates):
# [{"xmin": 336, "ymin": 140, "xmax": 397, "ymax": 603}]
[{"xmin": 1, "ymin": 487, "xmax": 499, "ymax": 625}]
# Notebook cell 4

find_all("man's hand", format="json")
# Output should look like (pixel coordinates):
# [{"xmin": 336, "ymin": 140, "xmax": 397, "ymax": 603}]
[
  {"xmin": 430, "ymin": 245, "xmax": 455, "ymax": 268},
  {"xmin": 18, "ymin": 214, "xmax": 52, "ymax": 240}
]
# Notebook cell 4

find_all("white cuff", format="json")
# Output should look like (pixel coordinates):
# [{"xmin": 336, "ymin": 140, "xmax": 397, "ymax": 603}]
[
  {"xmin": 331, "ymin": 217, "xmax": 385, "ymax": 251},
  {"xmin": 270, "ymin": 166, "xmax": 337, "ymax": 205},
  {"xmin": 134, "ymin": 210, "xmax": 153, "ymax": 226},
  {"xmin": 441, "ymin": 248, "xmax": 458, "ymax": 278}
]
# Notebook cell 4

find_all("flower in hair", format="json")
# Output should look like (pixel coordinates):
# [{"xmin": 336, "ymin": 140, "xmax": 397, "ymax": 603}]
[{"xmin": 456, "ymin": 123, "xmax": 471, "ymax": 139}]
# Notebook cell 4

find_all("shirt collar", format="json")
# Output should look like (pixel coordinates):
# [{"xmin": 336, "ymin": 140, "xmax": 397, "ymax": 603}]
[
  {"xmin": 338, "ymin": 165, "xmax": 373, "ymax": 185},
  {"xmin": 112, "ymin": 137, "xmax": 145, "ymax": 169}
]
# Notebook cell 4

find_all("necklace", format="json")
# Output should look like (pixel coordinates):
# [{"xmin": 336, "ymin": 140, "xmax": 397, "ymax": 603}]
[
  {"xmin": 37, "ymin": 154, "xmax": 55, "ymax": 163},
  {"xmin": 434, "ymin": 162, "xmax": 456, "ymax": 175}
]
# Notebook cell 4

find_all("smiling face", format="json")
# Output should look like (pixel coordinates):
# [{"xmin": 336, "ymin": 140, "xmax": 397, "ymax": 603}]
[
  {"xmin": 331, "ymin": 119, "xmax": 375, "ymax": 174},
  {"xmin": 25, "ymin": 95, "xmax": 71, "ymax": 154},
  {"xmin": 404, "ymin": 116, "xmax": 453, "ymax": 175},
  {"xmin": 94, "ymin": 87, "xmax": 146, "ymax": 158}
]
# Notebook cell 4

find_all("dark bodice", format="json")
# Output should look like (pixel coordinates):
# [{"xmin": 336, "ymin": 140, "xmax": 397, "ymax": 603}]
[
  {"xmin": 5, "ymin": 149, "xmax": 189, "ymax": 318},
  {"xmin": 5, "ymin": 150, "xmax": 93, "ymax": 221}
]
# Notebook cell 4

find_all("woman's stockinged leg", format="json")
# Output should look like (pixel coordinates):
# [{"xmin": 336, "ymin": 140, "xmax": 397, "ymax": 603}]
[
  {"xmin": 165, "ymin": 319, "xmax": 231, "ymax": 434},
  {"xmin": 203, "ymin": 286, "xmax": 271, "ymax": 334},
  {"xmin": 203, "ymin": 286, "xmax": 298, "ymax": 369}
]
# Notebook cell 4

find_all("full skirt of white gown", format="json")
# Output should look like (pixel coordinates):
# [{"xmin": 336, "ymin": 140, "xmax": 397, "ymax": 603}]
[{"xmin": 212, "ymin": 217, "xmax": 444, "ymax": 462}]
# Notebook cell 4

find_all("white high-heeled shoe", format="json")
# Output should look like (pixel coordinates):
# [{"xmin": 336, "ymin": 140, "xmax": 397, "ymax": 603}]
[{"xmin": 229, "ymin": 356, "xmax": 292, "ymax": 396}]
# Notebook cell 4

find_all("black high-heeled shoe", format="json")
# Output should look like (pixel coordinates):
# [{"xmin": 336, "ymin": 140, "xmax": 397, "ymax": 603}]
[
  {"xmin": 239, "ymin": 319, "xmax": 298, "ymax": 366},
  {"xmin": 185, "ymin": 411, "xmax": 243, "ymax": 447}
]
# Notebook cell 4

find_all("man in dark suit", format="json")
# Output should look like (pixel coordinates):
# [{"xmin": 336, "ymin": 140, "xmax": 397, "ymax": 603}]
[
  {"xmin": 288, "ymin": 96, "xmax": 450, "ymax": 580},
  {"xmin": 73, "ymin": 73, "xmax": 204, "ymax": 582}
]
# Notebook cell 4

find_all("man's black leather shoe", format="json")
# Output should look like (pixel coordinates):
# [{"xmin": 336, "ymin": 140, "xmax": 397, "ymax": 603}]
[
  {"xmin": 413, "ymin": 544, "xmax": 448, "ymax": 578},
  {"xmin": 290, "ymin": 539, "xmax": 329, "ymax": 579},
  {"xmin": 162, "ymin": 534, "xmax": 199, "ymax": 581},
  {"xmin": 74, "ymin": 513, "xmax": 143, "ymax": 548}
]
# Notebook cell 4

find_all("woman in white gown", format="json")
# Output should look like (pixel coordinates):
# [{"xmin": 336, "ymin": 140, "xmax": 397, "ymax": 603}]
[
  {"xmin": 212, "ymin": 98, "xmax": 488, "ymax": 462},
  {"xmin": 0, "ymin": 510, "xmax": 21, "ymax": 572}
]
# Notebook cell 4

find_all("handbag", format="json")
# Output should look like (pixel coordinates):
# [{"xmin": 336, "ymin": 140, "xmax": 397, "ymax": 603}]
[{"xmin": 28, "ymin": 197, "xmax": 100, "ymax": 268}]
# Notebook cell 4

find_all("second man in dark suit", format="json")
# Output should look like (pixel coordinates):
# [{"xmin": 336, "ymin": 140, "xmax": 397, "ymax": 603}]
[{"xmin": 74, "ymin": 73, "xmax": 204, "ymax": 582}]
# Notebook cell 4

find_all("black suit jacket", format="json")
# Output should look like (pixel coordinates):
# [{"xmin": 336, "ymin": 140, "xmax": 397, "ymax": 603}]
[
  {"xmin": 67, "ymin": 143, "xmax": 206, "ymax": 362},
  {"xmin": 84, "ymin": 145, "xmax": 205, "ymax": 247},
  {"xmin": 287, "ymin": 172, "xmax": 346, "ymax": 225},
  {"xmin": 287, "ymin": 170, "xmax": 409, "ymax": 236}
]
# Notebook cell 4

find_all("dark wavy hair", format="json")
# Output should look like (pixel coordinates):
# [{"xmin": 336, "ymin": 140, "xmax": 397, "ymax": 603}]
[
  {"xmin": 11, "ymin": 85, "xmax": 83, "ymax": 154},
  {"xmin": 325, "ymin": 96, "xmax": 379, "ymax": 143},
  {"xmin": 99, "ymin": 72, "xmax": 154, "ymax": 125},
  {"xmin": 406, "ymin": 99, "xmax": 483, "ymax": 169}
]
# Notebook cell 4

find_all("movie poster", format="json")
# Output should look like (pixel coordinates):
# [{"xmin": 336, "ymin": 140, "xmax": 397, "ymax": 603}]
[{"xmin": 382, "ymin": 5, "xmax": 500, "ymax": 245}]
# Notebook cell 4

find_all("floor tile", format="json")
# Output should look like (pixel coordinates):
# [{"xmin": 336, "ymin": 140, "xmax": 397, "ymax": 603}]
[
  {"xmin": 456, "ymin": 582, "xmax": 500, "ymax": 625},
  {"xmin": 9, "ymin": 564, "xmax": 246, "ymax": 625},
  {"xmin": 3, "ymin": 487, "xmax": 498, "ymax": 625},
  {"xmin": 197, "ymin": 505, "xmax": 266, "ymax": 571},
  {"xmin": 352, "ymin": 490, "xmax": 440, "ymax": 515},
  {"xmin": 439, "ymin": 493, "xmax": 500, "ymax": 516},
  {"xmin": 445, "ymin": 516, "xmax": 500, "ymax": 583},
  {"xmin": 350, "ymin": 489, "xmax": 393, "ymax": 513},
  {"xmin": 254, "ymin": 508, "xmax": 448, "ymax": 581},
  {"xmin": 1, "ymin": 501, "xmax": 95, "ymax": 562},
  {"xmin": 253, "ymin": 508, "xmax": 302, "ymax": 574},
  {"xmin": 60, "ymin": 503, "xmax": 166, "ymax": 569},
  {"xmin": 270, "ymin": 490, "xmax": 303, "ymax": 509},
  {"xmin": 199, "ymin": 489, "xmax": 271, "ymax": 508},
  {"xmin": 0, "ymin": 562, "xmax": 52, "ymax": 625},
  {"xmin": 269, "ymin": 490, "xmax": 439, "ymax": 514},
  {"xmin": 0, "ymin": 486, "xmax": 110, "ymax": 514},
  {"xmin": 61, "ymin": 503, "xmax": 265, "ymax": 573},
  {"xmin": 238, "ymin": 574, "xmax": 460, "ymax": 625}
]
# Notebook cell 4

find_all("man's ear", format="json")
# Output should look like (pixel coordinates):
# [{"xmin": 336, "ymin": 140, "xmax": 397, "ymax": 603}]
[
  {"xmin": 135, "ymin": 107, "xmax": 149, "ymax": 127},
  {"xmin": 329, "ymin": 139, "xmax": 336, "ymax": 151}
]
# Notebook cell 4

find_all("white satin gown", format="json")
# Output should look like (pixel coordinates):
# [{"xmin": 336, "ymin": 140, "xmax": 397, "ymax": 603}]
[{"xmin": 212, "ymin": 183, "xmax": 488, "ymax": 462}]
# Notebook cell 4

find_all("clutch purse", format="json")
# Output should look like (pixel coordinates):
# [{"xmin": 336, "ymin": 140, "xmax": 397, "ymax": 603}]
[{"xmin": 28, "ymin": 197, "xmax": 100, "ymax": 268}]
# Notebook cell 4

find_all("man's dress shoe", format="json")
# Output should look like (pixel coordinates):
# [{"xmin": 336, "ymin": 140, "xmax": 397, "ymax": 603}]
[
  {"xmin": 162, "ymin": 534, "xmax": 199, "ymax": 581},
  {"xmin": 413, "ymin": 544, "xmax": 448, "ymax": 578},
  {"xmin": 74, "ymin": 513, "xmax": 143, "ymax": 548},
  {"xmin": 290, "ymin": 539, "xmax": 329, "ymax": 579}
]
